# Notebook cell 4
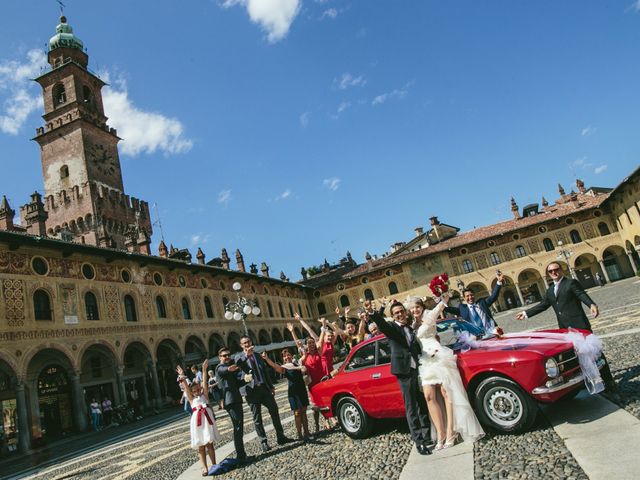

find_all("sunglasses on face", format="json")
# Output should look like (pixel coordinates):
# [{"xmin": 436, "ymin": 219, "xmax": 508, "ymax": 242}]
[{"xmin": 547, "ymin": 268, "xmax": 561, "ymax": 273}]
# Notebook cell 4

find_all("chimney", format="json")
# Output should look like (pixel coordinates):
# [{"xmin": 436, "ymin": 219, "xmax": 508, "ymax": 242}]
[
  {"xmin": 510, "ymin": 197, "xmax": 520, "ymax": 219},
  {"xmin": 221, "ymin": 248, "xmax": 230, "ymax": 270},
  {"xmin": 301, "ymin": 267, "xmax": 308, "ymax": 280},
  {"xmin": 569, "ymin": 189, "xmax": 579, "ymax": 207},
  {"xmin": 196, "ymin": 248, "xmax": 206, "ymax": 264},
  {"xmin": 414, "ymin": 227, "xmax": 423, "ymax": 237},
  {"xmin": 279, "ymin": 271, "xmax": 287, "ymax": 282},
  {"xmin": 158, "ymin": 240, "xmax": 168, "ymax": 258},
  {"xmin": 558, "ymin": 183, "xmax": 566, "ymax": 196},
  {"xmin": 0, "ymin": 195, "xmax": 15, "ymax": 231},
  {"xmin": 541, "ymin": 196, "xmax": 549, "ymax": 208},
  {"xmin": 249, "ymin": 263, "xmax": 258, "ymax": 274},
  {"xmin": 576, "ymin": 178, "xmax": 586, "ymax": 194},
  {"xmin": 365, "ymin": 251, "xmax": 372, "ymax": 263},
  {"xmin": 23, "ymin": 191, "xmax": 49, "ymax": 236},
  {"xmin": 429, "ymin": 216, "xmax": 440, "ymax": 226},
  {"xmin": 260, "ymin": 262, "xmax": 270, "ymax": 278},
  {"xmin": 235, "ymin": 249, "xmax": 245, "ymax": 272}
]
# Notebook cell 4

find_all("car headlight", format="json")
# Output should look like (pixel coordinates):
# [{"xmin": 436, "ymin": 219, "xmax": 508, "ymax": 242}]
[{"xmin": 545, "ymin": 358, "xmax": 559, "ymax": 378}]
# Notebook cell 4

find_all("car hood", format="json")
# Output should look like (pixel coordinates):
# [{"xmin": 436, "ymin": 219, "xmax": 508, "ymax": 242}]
[{"xmin": 464, "ymin": 331, "xmax": 578, "ymax": 356}]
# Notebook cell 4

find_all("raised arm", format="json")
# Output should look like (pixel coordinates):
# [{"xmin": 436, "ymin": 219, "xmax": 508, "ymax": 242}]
[
  {"xmin": 260, "ymin": 352, "xmax": 284, "ymax": 374},
  {"xmin": 357, "ymin": 315, "xmax": 367, "ymax": 343},
  {"xmin": 288, "ymin": 319, "xmax": 302, "ymax": 347},
  {"xmin": 176, "ymin": 365, "xmax": 193, "ymax": 402},
  {"xmin": 298, "ymin": 317, "xmax": 319, "ymax": 342},
  {"xmin": 201, "ymin": 359, "xmax": 209, "ymax": 402}
]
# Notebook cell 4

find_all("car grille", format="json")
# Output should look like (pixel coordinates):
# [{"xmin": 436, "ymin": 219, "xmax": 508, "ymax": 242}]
[{"xmin": 555, "ymin": 348, "xmax": 580, "ymax": 375}]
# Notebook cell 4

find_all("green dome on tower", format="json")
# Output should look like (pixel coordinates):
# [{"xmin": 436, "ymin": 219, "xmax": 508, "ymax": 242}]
[{"xmin": 49, "ymin": 16, "xmax": 84, "ymax": 51}]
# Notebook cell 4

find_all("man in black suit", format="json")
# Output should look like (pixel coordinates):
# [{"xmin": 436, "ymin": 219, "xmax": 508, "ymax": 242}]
[
  {"xmin": 515, "ymin": 262, "xmax": 598, "ymax": 330},
  {"xmin": 446, "ymin": 272, "xmax": 505, "ymax": 333},
  {"xmin": 516, "ymin": 262, "xmax": 617, "ymax": 392},
  {"xmin": 236, "ymin": 336, "xmax": 291, "ymax": 452},
  {"xmin": 371, "ymin": 301, "xmax": 431, "ymax": 455},
  {"xmin": 215, "ymin": 346, "xmax": 247, "ymax": 463}
]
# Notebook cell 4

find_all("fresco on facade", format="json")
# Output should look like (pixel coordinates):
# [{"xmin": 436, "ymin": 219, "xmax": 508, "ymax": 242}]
[{"xmin": 408, "ymin": 256, "xmax": 445, "ymax": 286}]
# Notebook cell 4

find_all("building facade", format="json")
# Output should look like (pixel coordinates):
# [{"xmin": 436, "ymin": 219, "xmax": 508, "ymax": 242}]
[{"xmin": 304, "ymin": 171, "xmax": 640, "ymax": 320}]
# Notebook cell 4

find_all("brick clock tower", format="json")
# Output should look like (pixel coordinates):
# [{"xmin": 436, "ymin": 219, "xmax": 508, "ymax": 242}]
[{"xmin": 26, "ymin": 16, "xmax": 152, "ymax": 252}]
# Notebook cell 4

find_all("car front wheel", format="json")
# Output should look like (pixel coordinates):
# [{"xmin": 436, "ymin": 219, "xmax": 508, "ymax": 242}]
[
  {"xmin": 474, "ymin": 377, "xmax": 537, "ymax": 433},
  {"xmin": 336, "ymin": 397, "xmax": 373, "ymax": 439}
]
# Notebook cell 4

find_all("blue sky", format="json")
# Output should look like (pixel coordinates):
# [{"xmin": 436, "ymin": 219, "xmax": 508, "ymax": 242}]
[{"xmin": 0, "ymin": 0, "xmax": 638, "ymax": 280}]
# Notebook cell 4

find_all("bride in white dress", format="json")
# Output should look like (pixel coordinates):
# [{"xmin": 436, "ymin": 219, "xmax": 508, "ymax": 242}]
[{"xmin": 408, "ymin": 294, "xmax": 484, "ymax": 450}]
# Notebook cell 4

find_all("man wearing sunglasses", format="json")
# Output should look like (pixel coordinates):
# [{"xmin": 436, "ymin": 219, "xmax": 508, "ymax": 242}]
[
  {"xmin": 215, "ymin": 347, "xmax": 248, "ymax": 464},
  {"xmin": 515, "ymin": 262, "xmax": 598, "ymax": 330}
]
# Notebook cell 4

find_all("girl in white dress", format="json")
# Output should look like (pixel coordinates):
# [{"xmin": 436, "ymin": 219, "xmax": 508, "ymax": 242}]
[
  {"xmin": 408, "ymin": 293, "xmax": 484, "ymax": 450},
  {"xmin": 177, "ymin": 359, "xmax": 221, "ymax": 476}
]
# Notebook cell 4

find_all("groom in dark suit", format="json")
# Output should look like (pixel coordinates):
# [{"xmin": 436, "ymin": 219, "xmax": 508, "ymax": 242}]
[
  {"xmin": 236, "ymin": 336, "xmax": 292, "ymax": 452},
  {"xmin": 446, "ymin": 272, "xmax": 504, "ymax": 333},
  {"xmin": 371, "ymin": 301, "xmax": 432, "ymax": 455}
]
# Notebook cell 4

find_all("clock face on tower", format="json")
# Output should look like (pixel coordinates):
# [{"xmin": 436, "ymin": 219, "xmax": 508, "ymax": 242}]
[{"xmin": 86, "ymin": 143, "xmax": 117, "ymax": 175}]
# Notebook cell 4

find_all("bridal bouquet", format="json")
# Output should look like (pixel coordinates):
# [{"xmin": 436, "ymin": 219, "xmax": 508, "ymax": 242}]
[{"xmin": 429, "ymin": 273, "xmax": 449, "ymax": 297}]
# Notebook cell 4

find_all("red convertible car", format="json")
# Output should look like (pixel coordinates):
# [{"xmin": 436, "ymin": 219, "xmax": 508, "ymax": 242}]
[{"xmin": 311, "ymin": 317, "xmax": 605, "ymax": 438}]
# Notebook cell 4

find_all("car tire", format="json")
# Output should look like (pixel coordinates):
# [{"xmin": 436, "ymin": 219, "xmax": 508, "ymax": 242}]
[
  {"xmin": 336, "ymin": 397, "xmax": 373, "ymax": 439},
  {"xmin": 474, "ymin": 376, "xmax": 537, "ymax": 433}
]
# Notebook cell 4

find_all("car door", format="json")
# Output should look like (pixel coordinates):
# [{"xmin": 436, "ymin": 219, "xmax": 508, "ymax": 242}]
[
  {"xmin": 341, "ymin": 342, "xmax": 379, "ymax": 414},
  {"xmin": 364, "ymin": 338, "xmax": 404, "ymax": 418}
]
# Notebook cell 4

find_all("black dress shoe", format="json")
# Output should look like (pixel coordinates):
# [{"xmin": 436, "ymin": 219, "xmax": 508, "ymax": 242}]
[
  {"xmin": 416, "ymin": 443, "xmax": 432, "ymax": 455},
  {"xmin": 261, "ymin": 441, "xmax": 271, "ymax": 452},
  {"xmin": 277, "ymin": 436, "xmax": 294, "ymax": 445}
]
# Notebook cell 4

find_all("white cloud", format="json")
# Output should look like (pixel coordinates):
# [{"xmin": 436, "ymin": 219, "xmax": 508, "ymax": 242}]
[
  {"xmin": 581, "ymin": 125, "xmax": 597, "ymax": 137},
  {"xmin": 102, "ymin": 73, "xmax": 192, "ymax": 156},
  {"xmin": 323, "ymin": 177, "xmax": 341, "ymax": 191},
  {"xmin": 594, "ymin": 165, "xmax": 608, "ymax": 174},
  {"xmin": 631, "ymin": 1, "xmax": 640, "ymax": 12},
  {"xmin": 218, "ymin": 189, "xmax": 232, "ymax": 204},
  {"xmin": 321, "ymin": 8, "xmax": 338, "ymax": 19},
  {"xmin": 372, "ymin": 88, "xmax": 407, "ymax": 105},
  {"xmin": 0, "ymin": 49, "xmax": 47, "ymax": 134},
  {"xmin": 276, "ymin": 189, "xmax": 291, "ymax": 200},
  {"xmin": 330, "ymin": 101, "xmax": 351, "ymax": 119},
  {"xmin": 190, "ymin": 233, "xmax": 212, "ymax": 246},
  {"xmin": 572, "ymin": 156, "xmax": 592, "ymax": 168},
  {"xmin": 221, "ymin": 0, "xmax": 301, "ymax": 43},
  {"xmin": 335, "ymin": 73, "xmax": 366, "ymax": 90},
  {"xmin": 299, "ymin": 111, "xmax": 310, "ymax": 128}
]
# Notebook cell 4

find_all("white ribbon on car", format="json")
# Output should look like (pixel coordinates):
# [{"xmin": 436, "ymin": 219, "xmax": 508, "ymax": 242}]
[{"xmin": 456, "ymin": 329, "xmax": 605, "ymax": 394}]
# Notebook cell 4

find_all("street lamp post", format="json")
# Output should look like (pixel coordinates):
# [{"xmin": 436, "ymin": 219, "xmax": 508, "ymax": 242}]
[
  {"xmin": 556, "ymin": 240, "xmax": 577, "ymax": 279},
  {"xmin": 224, "ymin": 282, "xmax": 261, "ymax": 336}
]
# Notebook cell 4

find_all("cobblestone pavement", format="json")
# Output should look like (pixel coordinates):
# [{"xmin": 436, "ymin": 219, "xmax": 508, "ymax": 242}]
[{"xmin": 15, "ymin": 277, "xmax": 640, "ymax": 480}]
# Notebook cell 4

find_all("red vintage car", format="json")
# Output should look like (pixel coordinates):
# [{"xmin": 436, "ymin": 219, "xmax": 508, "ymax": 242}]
[{"xmin": 311, "ymin": 317, "xmax": 605, "ymax": 438}]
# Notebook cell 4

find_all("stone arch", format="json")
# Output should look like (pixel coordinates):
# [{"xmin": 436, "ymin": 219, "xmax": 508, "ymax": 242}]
[
  {"xmin": 227, "ymin": 332, "xmax": 242, "ymax": 353},
  {"xmin": 22, "ymin": 343, "xmax": 77, "ymax": 375},
  {"xmin": 517, "ymin": 269, "xmax": 545, "ymax": 305},
  {"xmin": 271, "ymin": 328, "xmax": 284, "ymax": 343},
  {"xmin": 573, "ymin": 253, "xmax": 605, "ymax": 288},
  {"xmin": 258, "ymin": 329, "xmax": 271, "ymax": 345},
  {"xmin": 602, "ymin": 245, "xmax": 634, "ymax": 281},
  {"xmin": 247, "ymin": 329, "xmax": 258, "ymax": 346},
  {"xmin": 26, "ymin": 346, "xmax": 79, "ymax": 439},
  {"xmin": 184, "ymin": 335, "xmax": 207, "ymax": 364},
  {"xmin": 491, "ymin": 275, "xmax": 519, "ymax": 311},
  {"xmin": 156, "ymin": 339, "xmax": 183, "ymax": 401},
  {"xmin": 122, "ymin": 341, "xmax": 154, "ymax": 410},
  {"xmin": 625, "ymin": 239, "xmax": 640, "ymax": 271},
  {"xmin": 80, "ymin": 342, "xmax": 120, "ymax": 407},
  {"xmin": 465, "ymin": 281, "xmax": 490, "ymax": 299},
  {"xmin": 208, "ymin": 333, "xmax": 225, "ymax": 356}
]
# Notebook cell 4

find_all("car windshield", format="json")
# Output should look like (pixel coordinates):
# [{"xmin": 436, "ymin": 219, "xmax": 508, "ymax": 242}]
[{"xmin": 436, "ymin": 318, "xmax": 487, "ymax": 350}]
